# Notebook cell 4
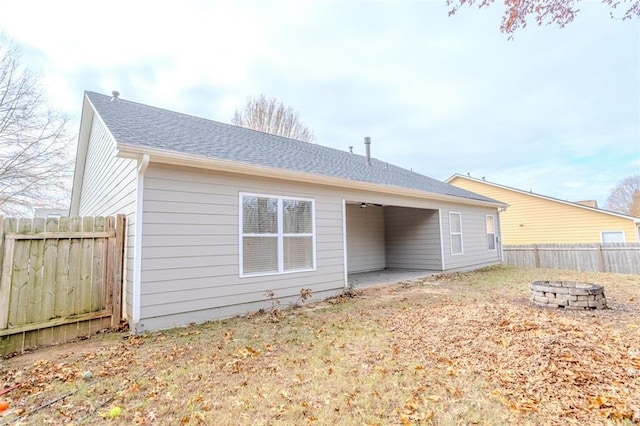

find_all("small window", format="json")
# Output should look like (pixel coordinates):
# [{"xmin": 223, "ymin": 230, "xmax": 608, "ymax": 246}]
[
  {"xmin": 601, "ymin": 231, "xmax": 625, "ymax": 243},
  {"xmin": 449, "ymin": 211, "xmax": 463, "ymax": 255},
  {"xmin": 486, "ymin": 215, "xmax": 496, "ymax": 250},
  {"xmin": 240, "ymin": 193, "xmax": 315, "ymax": 276}
]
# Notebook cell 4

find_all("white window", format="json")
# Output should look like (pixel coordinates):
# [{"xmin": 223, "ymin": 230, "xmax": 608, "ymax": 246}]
[
  {"xmin": 486, "ymin": 215, "xmax": 497, "ymax": 250},
  {"xmin": 240, "ymin": 193, "xmax": 315, "ymax": 277},
  {"xmin": 449, "ymin": 211, "xmax": 463, "ymax": 255},
  {"xmin": 601, "ymin": 231, "xmax": 625, "ymax": 243}
]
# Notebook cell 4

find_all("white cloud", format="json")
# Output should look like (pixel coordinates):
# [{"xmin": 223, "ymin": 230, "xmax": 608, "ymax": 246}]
[{"xmin": 0, "ymin": 0, "xmax": 637, "ymax": 207}]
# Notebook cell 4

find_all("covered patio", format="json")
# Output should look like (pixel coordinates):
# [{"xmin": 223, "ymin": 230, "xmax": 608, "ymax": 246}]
[{"xmin": 345, "ymin": 202, "xmax": 443, "ymax": 288}]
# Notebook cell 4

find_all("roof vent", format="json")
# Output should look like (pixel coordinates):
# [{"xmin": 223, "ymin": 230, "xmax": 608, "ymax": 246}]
[
  {"xmin": 349, "ymin": 146, "xmax": 353, "ymax": 154},
  {"xmin": 364, "ymin": 137, "xmax": 371, "ymax": 166},
  {"xmin": 111, "ymin": 90, "xmax": 120, "ymax": 102}
]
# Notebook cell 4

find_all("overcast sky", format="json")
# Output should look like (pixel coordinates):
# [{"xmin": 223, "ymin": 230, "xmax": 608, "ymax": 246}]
[{"xmin": 1, "ymin": 1, "xmax": 638, "ymax": 207}]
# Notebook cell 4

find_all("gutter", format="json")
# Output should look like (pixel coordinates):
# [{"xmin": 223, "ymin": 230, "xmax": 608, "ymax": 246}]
[{"xmin": 116, "ymin": 143, "xmax": 507, "ymax": 209}]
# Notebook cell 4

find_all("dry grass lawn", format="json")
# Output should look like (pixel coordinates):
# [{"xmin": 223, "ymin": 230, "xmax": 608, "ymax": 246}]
[{"xmin": 1, "ymin": 266, "xmax": 639, "ymax": 425}]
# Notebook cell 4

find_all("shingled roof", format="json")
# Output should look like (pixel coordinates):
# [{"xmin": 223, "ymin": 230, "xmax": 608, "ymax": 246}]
[{"xmin": 86, "ymin": 91, "xmax": 501, "ymax": 205}]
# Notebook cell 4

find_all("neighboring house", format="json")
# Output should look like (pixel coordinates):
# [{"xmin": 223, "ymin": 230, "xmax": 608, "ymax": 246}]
[
  {"xmin": 33, "ymin": 208, "xmax": 69, "ymax": 218},
  {"xmin": 71, "ymin": 91, "xmax": 506, "ymax": 333},
  {"xmin": 447, "ymin": 174, "xmax": 640, "ymax": 244},
  {"xmin": 573, "ymin": 200, "xmax": 598, "ymax": 209}
]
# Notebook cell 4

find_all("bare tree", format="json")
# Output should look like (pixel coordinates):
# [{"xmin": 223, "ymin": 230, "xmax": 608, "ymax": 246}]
[
  {"xmin": 231, "ymin": 94, "xmax": 316, "ymax": 143},
  {"xmin": 604, "ymin": 174, "xmax": 640, "ymax": 217},
  {"xmin": 0, "ymin": 34, "xmax": 73, "ymax": 216},
  {"xmin": 447, "ymin": 0, "xmax": 639, "ymax": 38}
]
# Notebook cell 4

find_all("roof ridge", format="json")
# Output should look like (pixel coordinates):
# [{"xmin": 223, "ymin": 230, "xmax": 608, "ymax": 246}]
[{"xmin": 86, "ymin": 91, "xmax": 359, "ymax": 156}]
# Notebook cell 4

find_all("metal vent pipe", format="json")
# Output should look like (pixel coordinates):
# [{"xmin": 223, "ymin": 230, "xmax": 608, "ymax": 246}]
[{"xmin": 364, "ymin": 137, "xmax": 371, "ymax": 166}]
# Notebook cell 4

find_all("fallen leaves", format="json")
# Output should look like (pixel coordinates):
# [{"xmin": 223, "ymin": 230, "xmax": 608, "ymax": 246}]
[
  {"xmin": 399, "ymin": 390, "xmax": 435, "ymax": 425},
  {"xmin": 1, "ymin": 267, "xmax": 638, "ymax": 425},
  {"xmin": 391, "ymin": 301, "xmax": 640, "ymax": 423}
]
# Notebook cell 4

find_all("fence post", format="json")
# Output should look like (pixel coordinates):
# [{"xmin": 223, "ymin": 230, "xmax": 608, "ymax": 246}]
[
  {"xmin": 533, "ymin": 244, "xmax": 540, "ymax": 268},
  {"xmin": 0, "ymin": 217, "xmax": 6, "ymax": 329},
  {"xmin": 0, "ymin": 218, "xmax": 15, "ymax": 329},
  {"xmin": 111, "ymin": 214, "xmax": 125, "ymax": 327},
  {"xmin": 0, "ymin": 217, "xmax": 3, "ymax": 285},
  {"xmin": 597, "ymin": 244, "xmax": 605, "ymax": 272}
]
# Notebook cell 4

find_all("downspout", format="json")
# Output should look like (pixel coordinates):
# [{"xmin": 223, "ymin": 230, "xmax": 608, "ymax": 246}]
[
  {"xmin": 133, "ymin": 154, "xmax": 150, "ymax": 331},
  {"xmin": 342, "ymin": 199, "xmax": 349, "ymax": 289}
]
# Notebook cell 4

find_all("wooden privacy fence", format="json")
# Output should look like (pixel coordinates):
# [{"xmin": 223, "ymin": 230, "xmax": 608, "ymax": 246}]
[
  {"xmin": 0, "ymin": 215, "xmax": 125, "ymax": 355},
  {"xmin": 503, "ymin": 243, "xmax": 640, "ymax": 275}
]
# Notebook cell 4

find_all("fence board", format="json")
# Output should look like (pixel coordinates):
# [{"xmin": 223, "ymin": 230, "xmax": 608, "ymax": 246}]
[
  {"xmin": 111, "ymin": 215, "xmax": 125, "ymax": 326},
  {"xmin": 0, "ymin": 241, "xmax": 13, "ymax": 328},
  {"xmin": 11, "ymin": 219, "xmax": 33, "ymax": 327},
  {"xmin": 0, "ymin": 220, "xmax": 16, "ymax": 329},
  {"xmin": 80, "ymin": 216, "xmax": 95, "ymax": 315},
  {"xmin": 29, "ymin": 219, "xmax": 46, "ymax": 323},
  {"xmin": 8, "ymin": 231, "xmax": 115, "ymax": 239},
  {"xmin": 503, "ymin": 243, "xmax": 640, "ymax": 274},
  {"xmin": 69, "ymin": 217, "xmax": 82, "ymax": 317},
  {"xmin": 42, "ymin": 217, "xmax": 59, "ymax": 323},
  {"xmin": 54, "ymin": 217, "xmax": 71, "ymax": 320},
  {"xmin": 0, "ymin": 215, "xmax": 125, "ymax": 355},
  {"xmin": 93, "ymin": 216, "xmax": 106, "ymax": 314}
]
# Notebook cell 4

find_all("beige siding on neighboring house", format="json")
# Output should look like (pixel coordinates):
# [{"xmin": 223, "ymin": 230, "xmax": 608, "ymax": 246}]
[
  {"xmin": 346, "ymin": 204, "xmax": 385, "ymax": 273},
  {"xmin": 384, "ymin": 206, "xmax": 441, "ymax": 270},
  {"xmin": 76, "ymin": 115, "xmax": 138, "ymax": 321}
]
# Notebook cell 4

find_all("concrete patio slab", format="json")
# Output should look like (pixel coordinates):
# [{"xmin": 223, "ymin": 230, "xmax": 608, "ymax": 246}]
[{"xmin": 348, "ymin": 269, "xmax": 439, "ymax": 288}]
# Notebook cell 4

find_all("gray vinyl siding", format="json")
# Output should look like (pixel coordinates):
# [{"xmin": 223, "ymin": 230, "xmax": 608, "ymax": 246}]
[
  {"xmin": 76, "ymin": 115, "xmax": 137, "ymax": 322},
  {"xmin": 384, "ymin": 206, "xmax": 441, "ymax": 270},
  {"xmin": 136, "ymin": 163, "xmax": 501, "ymax": 332},
  {"xmin": 441, "ymin": 205, "xmax": 502, "ymax": 271},
  {"xmin": 138, "ymin": 164, "xmax": 345, "ymax": 332},
  {"xmin": 346, "ymin": 204, "xmax": 385, "ymax": 273}
]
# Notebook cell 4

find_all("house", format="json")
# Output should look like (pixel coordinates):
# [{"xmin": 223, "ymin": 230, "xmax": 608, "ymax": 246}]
[
  {"xmin": 33, "ymin": 208, "xmax": 69, "ymax": 218},
  {"xmin": 447, "ymin": 174, "xmax": 640, "ymax": 244},
  {"xmin": 71, "ymin": 91, "xmax": 507, "ymax": 333}
]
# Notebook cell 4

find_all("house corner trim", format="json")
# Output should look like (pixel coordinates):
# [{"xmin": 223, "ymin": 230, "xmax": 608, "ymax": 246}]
[{"xmin": 438, "ymin": 209, "xmax": 445, "ymax": 270}]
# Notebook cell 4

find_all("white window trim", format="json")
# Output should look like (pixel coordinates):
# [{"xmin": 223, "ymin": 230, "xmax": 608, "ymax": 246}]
[
  {"xmin": 600, "ymin": 231, "xmax": 626, "ymax": 243},
  {"xmin": 239, "ymin": 192, "xmax": 316, "ymax": 278},
  {"xmin": 486, "ymin": 214, "xmax": 497, "ymax": 251},
  {"xmin": 449, "ymin": 211, "xmax": 464, "ymax": 256}
]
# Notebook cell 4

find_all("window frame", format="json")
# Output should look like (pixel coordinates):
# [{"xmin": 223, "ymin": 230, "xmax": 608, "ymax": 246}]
[
  {"xmin": 600, "ymin": 231, "xmax": 625, "ymax": 243},
  {"xmin": 449, "ymin": 211, "xmax": 464, "ymax": 255},
  {"xmin": 239, "ymin": 192, "xmax": 316, "ymax": 277},
  {"xmin": 486, "ymin": 214, "xmax": 497, "ymax": 251}
]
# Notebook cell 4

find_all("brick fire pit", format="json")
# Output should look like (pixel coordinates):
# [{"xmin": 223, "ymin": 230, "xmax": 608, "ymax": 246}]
[{"xmin": 529, "ymin": 281, "xmax": 607, "ymax": 310}]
